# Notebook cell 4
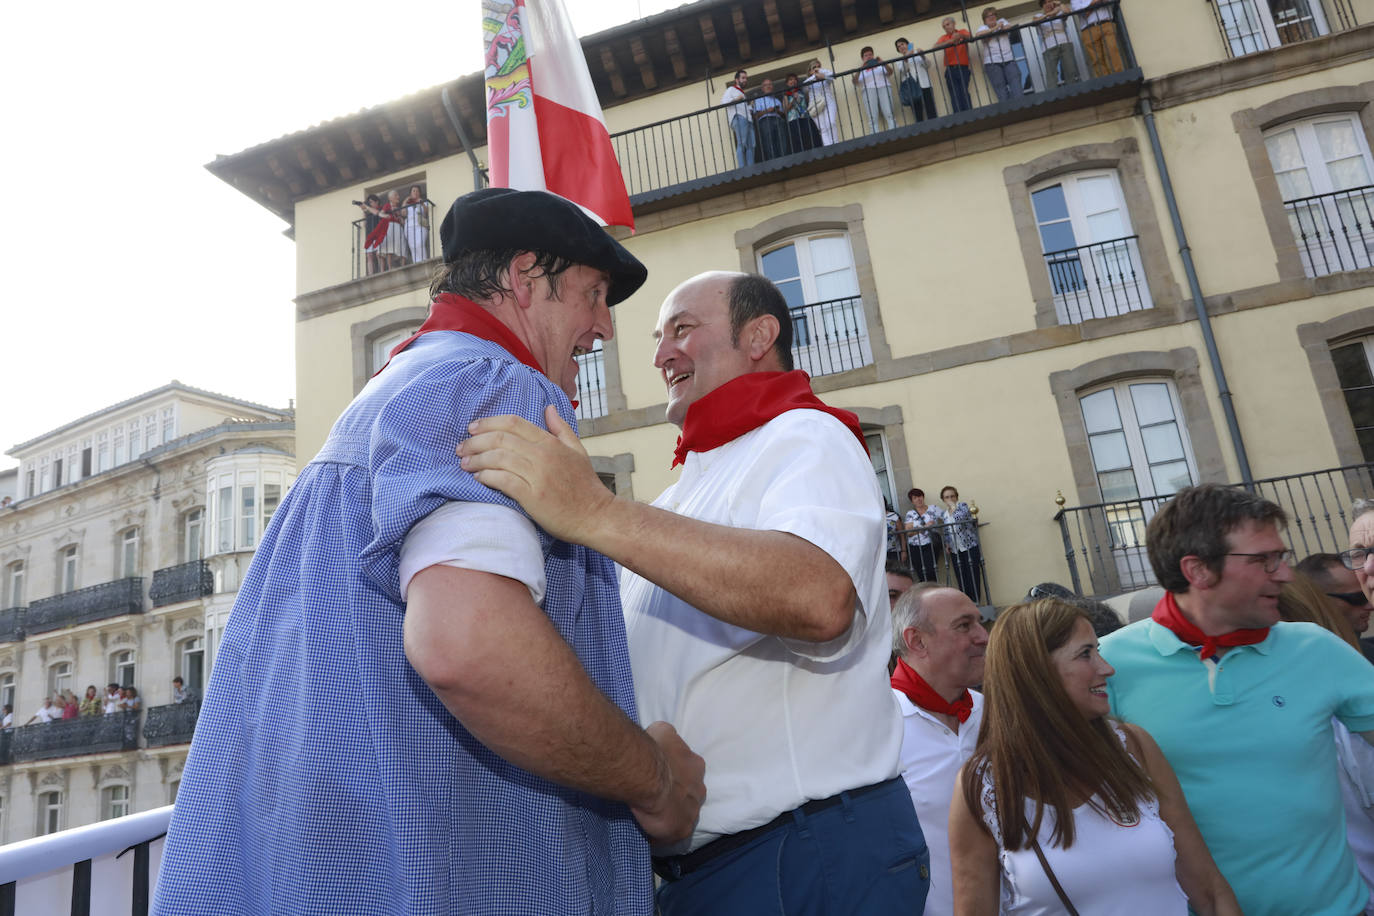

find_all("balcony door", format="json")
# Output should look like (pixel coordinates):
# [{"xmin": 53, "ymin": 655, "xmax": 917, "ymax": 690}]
[
  {"xmin": 759, "ymin": 233, "xmax": 872, "ymax": 377},
  {"xmin": 1264, "ymin": 115, "xmax": 1374, "ymax": 277},
  {"xmin": 1079, "ymin": 380, "xmax": 1199, "ymax": 589},
  {"xmin": 1031, "ymin": 170, "xmax": 1152, "ymax": 324},
  {"xmin": 1216, "ymin": 0, "xmax": 1330, "ymax": 55}
]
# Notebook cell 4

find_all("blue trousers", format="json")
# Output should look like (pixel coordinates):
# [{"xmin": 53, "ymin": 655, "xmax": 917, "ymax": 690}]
[
  {"xmin": 656, "ymin": 777, "xmax": 929, "ymax": 916},
  {"xmin": 730, "ymin": 114, "xmax": 755, "ymax": 168}
]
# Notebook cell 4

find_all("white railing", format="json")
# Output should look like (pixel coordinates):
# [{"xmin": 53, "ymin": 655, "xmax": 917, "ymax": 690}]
[{"xmin": 0, "ymin": 805, "xmax": 170, "ymax": 915}]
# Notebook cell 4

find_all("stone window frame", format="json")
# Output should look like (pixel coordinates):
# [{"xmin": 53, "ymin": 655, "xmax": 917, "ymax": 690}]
[
  {"xmin": 1004, "ymin": 137, "xmax": 1184, "ymax": 330},
  {"xmin": 350, "ymin": 307, "xmax": 430, "ymax": 394},
  {"xmin": 733, "ymin": 204, "xmax": 892, "ymax": 366},
  {"xmin": 1049, "ymin": 348, "xmax": 1228, "ymax": 509},
  {"xmin": 1298, "ymin": 305, "xmax": 1374, "ymax": 468},
  {"xmin": 1232, "ymin": 82, "xmax": 1374, "ymax": 283},
  {"xmin": 851, "ymin": 406, "xmax": 911, "ymax": 503},
  {"xmin": 589, "ymin": 453, "xmax": 636, "ymax": 500}
]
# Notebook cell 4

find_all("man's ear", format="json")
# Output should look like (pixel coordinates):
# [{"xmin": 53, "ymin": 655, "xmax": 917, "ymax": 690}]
[
  {"xmin": 1180, "ymin": 554, "xmax": 1218, "ymax": 591},
  {"xmin": 902, "ymin": 626, "xmax": 929, "ymax": 659},
  {"xmin": 744, "ymin": 314, "xmax": 782, "ymax": 363},
  {"xmin": 506, "ymin": 251, "xmax": 539, "ymax": 309}
]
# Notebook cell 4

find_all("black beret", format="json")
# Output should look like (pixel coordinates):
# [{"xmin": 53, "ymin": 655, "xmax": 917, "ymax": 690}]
[{"xmin": 440, "ymin": 188, "xmax": 647, "ymax": 306}]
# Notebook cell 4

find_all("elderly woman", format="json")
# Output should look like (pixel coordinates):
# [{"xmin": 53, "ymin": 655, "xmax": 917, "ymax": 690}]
[{"xmin": 948, "ymin": 599, "xmax": 1240, "ymax": 915}]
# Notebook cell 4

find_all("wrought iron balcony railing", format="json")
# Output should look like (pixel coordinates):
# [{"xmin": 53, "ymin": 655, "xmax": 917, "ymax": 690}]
[
  {"xmin": 10, "ymin": 711, "xmax": 140, "ymax": 763},
  {"xmin": 574, "ymin": 345, "xmax": 609, "ymax": 422},
  {"xmin": 25, "ymin": 578, "xmax": 144, "ymax": 635},
  {"xmin": 889, "ymin": 518, "xmax": 992, "ymax": 606},
  {"xmin": 1283, "ymin": 185, "xmax": 1374, "ymax": 279},
  {"xmin": 610, "ymin": 2, "xmax": 1137, "ymax": 201},
  {"xmin": 1209, "ymin": 0, "xmax": 1359, "ymax": 58},
  {"xmin": 149, "ymin": 560, "xmax": 214, "ymax": 608},
  {"xmin": 350, "ymin": 199, "xmax": 436, "ymax": 280},
  {"xmin": 1054, "ymin": 463, "xmax": 1374, "ymax": 597},
  {"xmin": 1043, "ymin": 235, "xmax": 1152, "ymax": 324},
  {"xmin": 0, "ymin": 606, "xmax": 24, "ymax": 644},
  {"xmin": 789, "ymin": 296, "xmax": 874, "ymax": 378},
  {"xmin": 144, "ymin": 701, "xmax": 200, "ymax": 748},
  {"xmin": 0, "ymin": 728, "xmax": 11, "ymax": 765}
]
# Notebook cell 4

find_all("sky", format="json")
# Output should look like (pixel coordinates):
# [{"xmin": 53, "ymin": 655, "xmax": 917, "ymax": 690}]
[{"xmin": 0, "ymin": 0, "xmax": 682, "ymax": 470}]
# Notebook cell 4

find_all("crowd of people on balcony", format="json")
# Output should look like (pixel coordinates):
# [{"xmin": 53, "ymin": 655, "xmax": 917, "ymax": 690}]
[
  {"xmin": 885, "ymin": 485, "xmax": 988, "ymax": 605},
  {"xmin": 719, "ymin": 1, "xmax": 1126, "ymax": 169},
  {"xmin": 11, "ymin": 684, "xmax": 142, "ymax": 728},
  {"xmin": 357, "ymin": 184, "xmax": 431, "ymax": 276}
]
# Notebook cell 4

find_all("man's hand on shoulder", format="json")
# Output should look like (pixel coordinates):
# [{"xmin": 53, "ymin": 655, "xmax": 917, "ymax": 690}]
[
  {"xmin": 632, "ymin": 722, "xmax": 707, "ymax": 845},
  {"xmin": 460, "ymin": 405, "xmax": 615, "ymax": 543}
]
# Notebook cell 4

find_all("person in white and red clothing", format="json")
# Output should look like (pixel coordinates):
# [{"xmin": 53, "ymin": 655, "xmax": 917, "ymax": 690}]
[
  {"xmin": 890, "ymin": 584, "xmax": 987, "ymax": 916},
  {"xmin": 461, "ymin": 270, "xmax": 928, "ymax": 915}
]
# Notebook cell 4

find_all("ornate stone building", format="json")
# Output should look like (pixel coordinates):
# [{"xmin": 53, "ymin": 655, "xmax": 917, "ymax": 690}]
[{"xmin": 0, "ymin": 382, "xmax": 293, "ymax": 842}]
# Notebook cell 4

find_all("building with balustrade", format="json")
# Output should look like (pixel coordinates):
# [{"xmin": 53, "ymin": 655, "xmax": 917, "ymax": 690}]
[
  {"xmin": 0, "ymin": 383, "xmax": 293, "ymax": 843},
  {"xmin": 207, "ymin": 0, "xmax": 1373, "ymax": 607}
]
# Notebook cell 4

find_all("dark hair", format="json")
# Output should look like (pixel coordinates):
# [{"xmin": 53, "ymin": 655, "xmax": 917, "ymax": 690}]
[
  {"xmin": 727, "ymin": 274, "xmax": 793, "ymax": 372},
  {"xmin": 908, "ymin": 487, "xmax": 924, "ymax": 501},
  {"xmin": 429, "ymin": 248, "xmax": 578, "ymax": 303},
  {"xmin": 895, "ymin": 37, "xmax": 910, "ymax": 48},
  {"xmin": 860, "ymin": 45, "xmax": 874, "ymax": 56},
  {"xmin": 173, "ymin": 676, "xmax": 184, "ymax": 685},
  {"xmin": 1065, "ymin": 595, "xmax": 1124, "ymax": 638},
  {"xmin": 886, "ymin": 561, "xmax": 915, "ymax": 581},
  {"xmin": 1297, "ymin": 552, "xmax": 1344, "ymax": 589},
  {"xmin": 941, "ymin": 485, "xmax": 959, "ymax": 500},
  {"xmin": 1145, "ymin": 484, "xmax": 1287, "ymax": 592},
  {"xmin": 735, "ymin": 68, "xmax": 747, "ymax": 80}
]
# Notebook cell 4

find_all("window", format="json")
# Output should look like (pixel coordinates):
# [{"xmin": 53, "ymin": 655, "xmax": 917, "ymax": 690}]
[
  {"xmin": 144, "ymin": 414, "xmax": 158, "ymax": 451},
  {"xmin": 168, "ymin": 780, "xmax": 180, "ymax": 804},
  {"xmin": 81, "ymin": 445, "xmax": 92, "ymax": 478},
  {"xmin": 864, "ymin": 430, "xmax": 897, "ymax": 512},
  {"xmin": 177, "ymin": 636, "xmax": 205, "ymax": 692},
  {"xmin": 1213, "ymin": 0, "xmax": 1331, "ymax": 57},
  {"xmin": 113, "ymin": 430, "xmax": 125, "ymax": 466},
  {"xmin": 574, "ymin": 341, "xmax": 609, "ymax": 422},
  {"xmin": 97, "ymin": 432, "xmax": 109, "ymax": 473},
  {"xmin": 0, "ymin": 673, "xmax": 14, "ymax": 711},
  {"xmin": 1331, "ymin": 337, "xmax": 1374, "ymax": 462},
  {"xmin": 758, "ymin": 233, "xmax": 871, "ymax": 377},
  {"xmin": 241, "ymin": 476, "xmax": 257, "ymax": 549},
  {"xmin": 162, "ymin": 407, "xmax": 176, "ymax": 443},
  {"xmin": 24, "ymin": 468, "xmax": 34, "ymax": 498},
  {"xmin": 119, "ymin": 528, "xmax": 139, "ymax": 579},
  {"xmin": 129, "ymin": 422, "xmax": 142, "ymax": 461},
  {"xmin": 1264, "ymin": 114, "xmax": 1374, "ymax": 277},
  {"xmin": 183, "ymin": 509, "xmax": 205, "ymax": 562},
  {"xmin": 59, "ymin": 545, "xmax": 78, "ymax": 593},
  {"xmin": 263, "ymin": 485, "xmax": 282, "ymax": 531},
  {"xmin": 216, "ymin": 483, "xmax": 233, "ymax": 553},
  {"xmin": 110, "ymin": 650, "xmax": 135, "ymax": 688},
  {"xmin": 37, "ymin": 791, "xmax": 61, "ymax": 835},
  {"xmin": 47, "ymin": 662, "xmax": 72, "ymax": 698},
  {"xmin": 102, "ymin": 785, "xmax": 130, "ymax": 821},
  {"xmin": 4, "ymin": 562, "xmax": 22, "ymax": 609},
  {"xmin": 52, "ymin": 457, "xmax": 63, "ymax": 489},
  {"xmin": 1031, "ymin": 170, "xmax": 1152, "ymax": 323},
  {"xmin": 370, "ymin": 327, "xmax": 418, "ymax": 377}
]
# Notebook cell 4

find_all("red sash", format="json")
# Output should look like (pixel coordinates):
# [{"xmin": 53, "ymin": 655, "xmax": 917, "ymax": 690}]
[
  {"xmin": 890, "ymin": 657, "xmax": 973, "ymax": 723},
  {"xmin": 1151, "ymin": 590, "xmax": 1268, "ymax": 660}
]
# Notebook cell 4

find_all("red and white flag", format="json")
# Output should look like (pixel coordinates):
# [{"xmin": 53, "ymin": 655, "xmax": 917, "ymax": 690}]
[{"xmin": 482, "ymin": 0, "xmax": 634, "ymax": 231}]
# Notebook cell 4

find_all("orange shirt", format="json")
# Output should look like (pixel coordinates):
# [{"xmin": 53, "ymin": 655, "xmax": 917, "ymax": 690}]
[{"xmin": 936, "ymin": 29, "xmax": 971, "ymax": 68}]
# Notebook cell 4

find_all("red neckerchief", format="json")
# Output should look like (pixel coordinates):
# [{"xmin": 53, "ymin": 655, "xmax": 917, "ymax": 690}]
[
  {"xmin": 1151, "ymin": 590, "xmax": 1269, "ymax": 660},
  {"xmin": 363, "ymin": 202, "xmax": 398, "ymax": 249},
  {"xmin": 671, "ymin": 370, "xmax": 866, "ymax": 468},
  {"xmin": 890, "ymin": 658, "xmax": 973, "ymax": 723},
  {"xmin": 377, "ymin": 293, "xmax": 545, "ymax": 378}
]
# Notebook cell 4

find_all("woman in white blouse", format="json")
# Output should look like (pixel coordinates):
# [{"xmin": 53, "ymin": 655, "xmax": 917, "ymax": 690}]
[{"xmin": 948, "ymin": 598, "xmax": 1240, "ymax": 915}]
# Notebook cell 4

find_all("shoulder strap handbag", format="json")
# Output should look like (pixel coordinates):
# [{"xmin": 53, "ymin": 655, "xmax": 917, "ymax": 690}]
[{"xmin": 1030, "ymin": 837, "xmax": 1080, "ymax": 916}]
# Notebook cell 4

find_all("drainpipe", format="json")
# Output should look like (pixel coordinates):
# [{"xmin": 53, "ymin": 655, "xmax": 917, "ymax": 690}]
[
  {"xmin": 442, "ymin": 87, "xmax": 488, "ymax": 191},
  {"xmin": 1139, "ymin": 95, "xmax": 1254, "ymax": 486}
]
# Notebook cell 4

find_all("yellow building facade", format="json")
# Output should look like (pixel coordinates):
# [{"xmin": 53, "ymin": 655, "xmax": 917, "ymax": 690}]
[{"xmin": 212, "ymin": 0, "xmax": 1374, "ymax": 606}]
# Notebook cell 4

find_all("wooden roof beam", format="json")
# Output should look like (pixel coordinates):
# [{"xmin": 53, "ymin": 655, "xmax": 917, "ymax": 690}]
[
  {"xmin": 454, "ymin": 92, "xmax": 487, "ymax": 149},
  {"xmin": 375, "ymin": 118, "xmax": 406, "ymax": 163},
  {"xmin": 431, "ymin": 103, "xmax": 460, "ymax": 148},
  {"xmin": 664, "ymin": 27, "xmax": 688, "ymax": 80},
  {"xmin": 841, "ymin": 0, "xmax": 858, "ymax": 32},
  {"xmin": 915, "ymin": 0, "xmax": 933, "ymax": 13},
  {"xmin": 799, "ymin": 0, "xmax": 821, "ymax": 42},
  {"xmin": 404, "ymin": 111, "xmax": 433, "ymax": 157},
  {"xmin": 319, "ymin": 137, "xmax": 354, "ymax": 182},
  {"xmin": 878, "ymin": 0, "xmax": 894, "ymax": 22},
  {"xmin": 294, "ymin": 146, "xmax": 330, "ymax": 189},
  {"xmin": 763, "ymin": 0, "xmax": 786, "ymax": 52},
  {"xmin": 629, "ymin": 37, "xmax": 658, "ymax": 90},
  {"xmin": 265, "ymin": 155, "xmax": 304, "ymax": 196},
  {"xmin": 699, "ymin": 13, "xmax": 723, "ymax": 69},
  {"xmin": 732, "ymin": 5, "xmax": 752, "ymax": 60},
  {"xmin": 599, "ymin": 47, "xmax": 627, "ymax": 97},
  {"xmin": 346, "ymin": 128, "xmax": 381, "ymax": 171}
]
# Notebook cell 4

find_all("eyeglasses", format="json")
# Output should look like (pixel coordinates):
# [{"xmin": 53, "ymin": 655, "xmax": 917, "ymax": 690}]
[
  {"xmin": 1339, "ymin": 548, "xmax": 1373, "ymax": 570},
  {"xmin": 1223, "ymin": 549, "xmax": 1293, "ymax": 573},
  {"xmin": 1327, "ymin": 591, "xmax": 1370, "ymax": 608}
]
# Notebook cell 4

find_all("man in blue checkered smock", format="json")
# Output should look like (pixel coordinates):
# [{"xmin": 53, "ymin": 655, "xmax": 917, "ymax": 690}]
[{"xmin": 153, "ymin": 189, "xmax": 705, "ymax": 916}]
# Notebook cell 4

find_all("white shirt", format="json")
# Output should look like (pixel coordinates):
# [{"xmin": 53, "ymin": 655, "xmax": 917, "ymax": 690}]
[
  {"xmin": 103, "ymin": 693, "xmax": 121, "ymax": 715},
  {"xmin": 1036, "ymin": 9, "xmax": 1074, "ymax": 47},
  {"xmin": 894, "ymin": 688, "xmax": 984, "ymax": 916},
  {"xmin": 720, "ymin": 84, "xmax": 749, "ymax": 120},
  {"xmin": 976, "ymin": 20, "xmax": 1016, "ymax": 63},
  {"xmin": 622, "ymin": 409, "xmax": 901, "ymax": 853},
  {"xmin": 1071, "ymin": 0, "xmax": 1112, "ymax": 26},
  {"xmin": 398, "ymin": 502, "xmax": 545, "ymax": 604},
  {"xmin": 855, "ymin": 60, "xmax": 891, "ymax": 90},
  {"xmin": 896, "ymin": 52, "xmax": 932, "ymax": 89},
  {"xmin": 33, "ymin": 704, "xmax": 56, "ymax": 723},
  {"xmin": 1335, "ymin": 719, "xmax": 1374, "ymax": 914}
]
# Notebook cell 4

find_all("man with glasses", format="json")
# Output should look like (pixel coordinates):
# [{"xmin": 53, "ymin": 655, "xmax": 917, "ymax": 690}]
[
  {"xmin": 1100, "ymin": 484, "xmax": 1374, "ymax": 916},
  {"xmin": 1298, "ymin": 552, "xmax": 1374, "ymax": 661}
]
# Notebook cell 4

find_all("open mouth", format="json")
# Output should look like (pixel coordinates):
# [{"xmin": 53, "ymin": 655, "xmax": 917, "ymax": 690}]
[
  {"xmin": 1089, "ymin": 684, "xmax": 1108, "ymax": 698},
  {"xmin": 668, "ymin": 371, "xmax": 692, "ymax": 391}
]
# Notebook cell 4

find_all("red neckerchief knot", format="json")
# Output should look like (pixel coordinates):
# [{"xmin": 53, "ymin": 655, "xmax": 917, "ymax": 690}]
[
  {"xmin": 671, "ymin": 370, "xmax": 867, "ymax": 468},
  {"xmin": 1151, "ymin": 590, "xmax": 1269, "ymax": 661},
  {"xmin": 890, "ymin": 657, "xmax": 974, "ymax": 723}
]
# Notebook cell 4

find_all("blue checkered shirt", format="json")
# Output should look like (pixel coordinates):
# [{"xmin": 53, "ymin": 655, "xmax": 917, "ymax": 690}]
[{"xmin": 153, "ymin": 332, "xmax": 651, "ymax": 915}]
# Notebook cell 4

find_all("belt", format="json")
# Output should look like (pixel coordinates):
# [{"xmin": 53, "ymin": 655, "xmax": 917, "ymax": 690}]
[{"xmin": 651, "ymin": 777, "xmax": 898, "ymax": 882}]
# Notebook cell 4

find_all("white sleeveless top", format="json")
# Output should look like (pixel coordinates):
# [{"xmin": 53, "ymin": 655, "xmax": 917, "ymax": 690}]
[{"xmin": 978, "ymin": 723, "xmax": 1188, "ymax": 915}]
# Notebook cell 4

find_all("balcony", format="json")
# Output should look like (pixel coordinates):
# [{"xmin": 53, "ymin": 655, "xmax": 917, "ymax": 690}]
[
  {"xmin": 10, "ymin": 712, "xmax": 140, "ymax": 763},
  {"xmin": 1045, "ymin": 235, "xmax": 1152, "ymax": 324},
  {"xmin": 143, "ymin": 701, "xmax": 200, "ymax": 748},
  {"xmin": 789, "ymin": 296, "xmax": 873, "ymax": 377},
  {"xmin": 25, "ymin": 578, "xmax": 143, "ymax": 635},
  {"xmin": 351, "ymin": 198, "xmax": 437, "ymax": 280},
  {"xmin": 1284, "ymin": 185, "xmax": 1374, "ymax": 278},
  {"xmin": 610, "ymin": 2, "xmax": 1140, "ymax": 206},
  {"xmin": 1054, "ymin": 463, "xmax": 1374, "ymax": 596},
  {"xmin": 149, "ymin": 560, "xmax": 214, "ymax": 608},
  {"xmin": 0, "ymin": 728, "xmax": 11, "ymax": 765},
  {"xmin": 1209, "ymin": 0, "xmax": 1360, "ymax": 58},
  {"xmin": 574, "ymin": 345, "xmax": 610, "ymax": 422},
  {"xmin": 0, "ymin": 606, "xmax": 24, "ymax": 643}
]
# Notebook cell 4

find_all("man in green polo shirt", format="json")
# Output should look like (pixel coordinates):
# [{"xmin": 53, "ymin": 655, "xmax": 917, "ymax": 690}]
[{"xmin": 1101, "ymin": 484, "xmax": 1374, "ymax": 916}]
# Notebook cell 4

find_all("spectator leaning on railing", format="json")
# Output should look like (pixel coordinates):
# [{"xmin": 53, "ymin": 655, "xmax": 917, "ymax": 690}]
[
  {"xmin": 975, "ymin": 7, "xmax": 1022, "ymax": 103},
  {"xmin": 894, "ymin": 38, "xmax": 936, "ymax": 123},
  {"xmin": 1072, "ymin": 0, "xmax": 1125, "ymax": 77},
  {"xmin": 80, "ymin": 684, "xmax": 101, "ymax": 717},
  {"xmin": 721, "ymin": 69, "xmax": 755, "ymax": 168},
  {"xmin": 802, "ymin": 59, "xmax": 838, "ymax": 146},
  {"xmin": 935, "ymin": 17, "xmax": 974, "ymax": 113},
  {"xmin": 1034, "ymin": 0, "xmax": 1081, "ymax": 87},
  {"xmin": 852, "ymin": 46, "xmax": 896, "ymax": 134},
  {"xmin": 103, "ymin": 682, "xmax": 122, "ymax": 715}
]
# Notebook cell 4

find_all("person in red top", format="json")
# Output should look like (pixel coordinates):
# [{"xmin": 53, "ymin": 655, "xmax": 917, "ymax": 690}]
[{"xmin": 935, "ymin": 16, "xmax": 974, "ymax": 112}]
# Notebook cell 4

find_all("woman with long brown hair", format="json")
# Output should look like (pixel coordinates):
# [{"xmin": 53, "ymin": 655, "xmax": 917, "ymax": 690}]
[{"xmin": 948, "ymin": 598, "xmax": 1239, "ymax": 915}]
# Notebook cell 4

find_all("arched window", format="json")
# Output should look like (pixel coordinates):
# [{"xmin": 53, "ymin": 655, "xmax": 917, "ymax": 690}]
[
  {"xmin": 47, "ymin": 662, "xmax": 72, "ymax": 699},
  {"xmin": 109, "ymin": 650, "xmax": 136, "ymax": 688},
  {"xmin": 37, "ymin": 791, "xmax": 62, "ymax": 835},
  {"xmin": 3, "ymin": 562, "xmax": 22, "ymax": 609},
  {"xmin": 118, "ymin": 528, "xmax": 140, "ymax": 579},
  {"xmin": 757, "ymin": 232, "xmax": 871, "ymax": 377},
  {"xmin": 58, "ymin": 545, "xmax": 78, "ymax": 593},
  {"xmin": 183, "ymin": 508, "xmax": 205, "ymax": 563},
  {"xmin": 101, "ymin": 785, "xmax": 130, "ymax": 821},
  {"xmin": 176, "ymin": 636, "xmax": 205, "ymax": 693}
]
